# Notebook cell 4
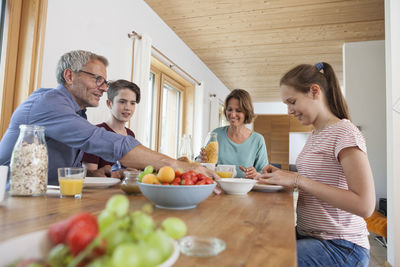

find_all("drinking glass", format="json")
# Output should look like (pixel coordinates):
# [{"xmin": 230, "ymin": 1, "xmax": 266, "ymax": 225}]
[
  {"xmin": 216, "ymin": 165, "xmax": 237, "ymax": 178},
  {"xmin": 178, "ymin": 134, "xmax": 194, "ymax": 162},
  {"xmin": 202, "ymin": 132, "xmax": 218, "ymax": 164},
  {"xmin": 58, "ymin": 167, "xmax": 86, "ymax": 199}
]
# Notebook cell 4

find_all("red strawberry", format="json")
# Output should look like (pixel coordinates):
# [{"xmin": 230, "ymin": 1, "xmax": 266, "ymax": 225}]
[
  {"xmin": 48, "ymin": 212, "xmax": 98, "ymax": 245},
  {"xmin": 66, "ymin": 220, "xmax": 98, "ymax": 255},
  {"xmin": 48, "ymin": 219, "xmax": 69, "ymax": 245}
]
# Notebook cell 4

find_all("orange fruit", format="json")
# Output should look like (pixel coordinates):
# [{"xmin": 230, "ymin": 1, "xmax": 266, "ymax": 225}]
[
  {"xmin": 157, "ymin": 166, "xmax": 175, "ymax": 183},
  {"xmin": 142, "ymin": 174, "xmax": 160, "ymax": 184}
]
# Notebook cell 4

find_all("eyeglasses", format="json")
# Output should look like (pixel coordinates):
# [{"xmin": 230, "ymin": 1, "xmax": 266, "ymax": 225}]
[{"xmin": 78, "ymin": 70, "xmax": 108, "ymax": 87}]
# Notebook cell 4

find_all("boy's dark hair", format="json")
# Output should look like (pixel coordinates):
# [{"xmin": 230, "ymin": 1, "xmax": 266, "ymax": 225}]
[{"xmin": 107, "ymin": 80, "xmax": 141, "ymax": 103}]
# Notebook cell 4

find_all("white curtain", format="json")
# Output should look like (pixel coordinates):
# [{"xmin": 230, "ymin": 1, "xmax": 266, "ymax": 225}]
[
  {"xmin": 193, "ymin": 82, "xmax": 204, "ymax": 155},
  {"xmin": 130, "ymin": 34, "xmax": 152, "ymax": 146},
  {"xmin": 209, "ymin": 94, "xmax": 220, "ymax": 131}
]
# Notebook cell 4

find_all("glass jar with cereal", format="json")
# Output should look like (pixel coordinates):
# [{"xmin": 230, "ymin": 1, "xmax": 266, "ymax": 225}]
[{"xmin": 9, "ymin": 125, "xmax": 48, "ymax": 196}]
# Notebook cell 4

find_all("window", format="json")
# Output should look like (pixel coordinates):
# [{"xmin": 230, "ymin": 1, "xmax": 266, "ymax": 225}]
[
  {"xmin": 149, "ymin": 56, "xmax": 194, "ymax": 159},
  {"xmin": 219, "ymin": 102, "xmax": 228, "ymax": 127},
  {"xmin": 159, "ymin": 80, "xmax": 183, "ymax": 157},
  {"xmin": 0, "ymin": 0, "xmax": 6, "ymax": 63}
]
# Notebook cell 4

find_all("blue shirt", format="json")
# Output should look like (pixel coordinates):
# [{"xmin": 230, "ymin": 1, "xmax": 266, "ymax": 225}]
[
  {"xmin": 0, "ymin": 85, "xmax": 141, "ymax": 184},
  {"xmin": 212, "ymin": 126, "xmax": 268, "ymax": 177}
]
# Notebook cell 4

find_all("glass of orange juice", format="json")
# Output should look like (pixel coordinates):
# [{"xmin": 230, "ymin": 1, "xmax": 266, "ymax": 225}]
[
  {"xmin": 216, "ymin": 165, "xmax": 237, "ymax": 178},
  {"xmin": 58, "ymin": 167, "xmax": 86, "ymax": 199}
]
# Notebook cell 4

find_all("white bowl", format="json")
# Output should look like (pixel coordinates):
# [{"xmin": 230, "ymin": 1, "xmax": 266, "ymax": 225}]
[{"xmin": 217, "ymin": 178, "xmax": 257, "ymax": 195}]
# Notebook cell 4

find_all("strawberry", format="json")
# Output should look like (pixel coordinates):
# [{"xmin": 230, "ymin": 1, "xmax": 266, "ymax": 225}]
[
  {"xmin": 48, "ymin": 219, "xmax": 69, "ymax": 245},
  {"xmin": 66, "ymin": 219, "xmax": 98, "ymax": 255},
  {"xmin": 48, "ymin": 212, "xmax": 98, "ymax": 246}
]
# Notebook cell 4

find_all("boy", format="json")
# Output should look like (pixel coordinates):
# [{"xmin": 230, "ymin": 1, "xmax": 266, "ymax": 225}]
[{"xmin": 82, "ymin": 80, "xmax": 140, "ymax": 177}]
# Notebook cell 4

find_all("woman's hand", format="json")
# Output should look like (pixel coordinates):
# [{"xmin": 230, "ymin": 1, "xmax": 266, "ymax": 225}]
[
  {"xmin": 239, "ymin": 166, "xmax": 260, "ymax": 179},
  {"xmin": 199, "ymin": 148, "xmax": 207, "ymax": 163}
]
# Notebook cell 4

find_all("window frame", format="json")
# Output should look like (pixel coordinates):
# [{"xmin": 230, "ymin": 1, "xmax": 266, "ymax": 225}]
[{"xmin": 149, "ymin": 56, "xmax": 194, "ymax": 157}]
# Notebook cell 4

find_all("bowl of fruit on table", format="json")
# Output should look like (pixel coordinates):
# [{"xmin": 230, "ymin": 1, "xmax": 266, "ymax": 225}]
[
  {"xmin": 2, "ymin": 195, "xmax": 186, "ymax": 267},
  {"xmin": 137, "ymin": 166, "xmax": 216, "ymax": 210}
]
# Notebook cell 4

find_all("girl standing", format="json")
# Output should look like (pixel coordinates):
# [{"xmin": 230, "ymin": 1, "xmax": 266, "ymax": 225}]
[{"xmin": 259, "ymin": 62, "xmax": 375, "ymax": 266}]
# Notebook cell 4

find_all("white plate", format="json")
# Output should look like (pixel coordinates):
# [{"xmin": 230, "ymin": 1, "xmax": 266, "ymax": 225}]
[
  {"xmin": 252, "ymin": 183, "xmax": 284, "ymax": 192},
  {"xmin": 0, "ymin": 229, "xmax": 180, "ymax": 266},
  {"xmin": 84, "ymin": 177, "xmax": 120, "ymax": 188}
]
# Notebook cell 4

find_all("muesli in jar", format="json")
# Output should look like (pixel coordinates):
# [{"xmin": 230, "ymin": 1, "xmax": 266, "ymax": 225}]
[{"xmin": 9, "ymin": 125, "xmax": 48, "ymax": 196}]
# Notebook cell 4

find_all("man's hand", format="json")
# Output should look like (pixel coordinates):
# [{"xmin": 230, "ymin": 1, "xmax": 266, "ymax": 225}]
[{"xmin": 86, "ymin": 165, "xmax": 112, "ymax": 177}]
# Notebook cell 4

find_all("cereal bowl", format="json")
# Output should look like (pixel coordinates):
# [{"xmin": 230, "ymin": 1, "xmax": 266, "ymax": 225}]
[
  {"xmin": 137, "ymin": 182, "xmax": 216, "ymax": 210},
  {"xmin": 217, "ymin": 178, "xmax": 257, "ymax": 195}
]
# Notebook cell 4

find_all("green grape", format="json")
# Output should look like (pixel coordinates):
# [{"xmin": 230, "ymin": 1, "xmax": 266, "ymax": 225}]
[
  {"xmin": 139, "ymin": 243, "xmax": 163, "ymax": 267},
  {"xmin": 161, "ymin": 217, "xmax": 187, "ymax": 240},
  {"xmin": 130, "ymin": 211, "xmax": 155, "ymax": 240},
  {"xmin": 86, "ymin": 255, "xmax": 111, "ymax": 267},
  {"xmin": 104, "ymin": 229, "xmax": 132, "ymax": 254},
  {"xmin": 112, "ymin": 243, "xmax": 142, "ymax": 267},
  {"xmin": 97, "ymin": 209, "xmax": 117, "ymax": 232},
  {"xmin": 105, "ymin": 194, "xmax": 129, "ymax": 217},
  {"xmin": 141, "ymin": 203, "xmax": 153, "ymax": 214},
  {"xmin": 144, "ymin": 165, "xmax": 154, "ymax": 174},
  {"xmin": 145, "ymin": 229, "xmax": 173, "ymax": 261},
  {"xmin": 26, "ymin": 263, "xmax": 44, "ymax": 267},
  {"xmin": 138, "ymin": 172, "xmax": 146, "ymax": 182},
  {"xmin": 47, "ymin": 244, "xmax": 71, "ymax": 267}
]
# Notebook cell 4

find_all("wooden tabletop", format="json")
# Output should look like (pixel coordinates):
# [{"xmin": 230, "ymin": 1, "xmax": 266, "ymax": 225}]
[{"xmin": 0, "ymin": 186, "xmax": 296, "ymax": 266}]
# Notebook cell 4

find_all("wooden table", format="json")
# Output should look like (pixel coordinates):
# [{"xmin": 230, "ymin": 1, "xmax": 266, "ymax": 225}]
[{"xmin": 0, "ymin": 186, "xmax": 297, "ymax": 266}]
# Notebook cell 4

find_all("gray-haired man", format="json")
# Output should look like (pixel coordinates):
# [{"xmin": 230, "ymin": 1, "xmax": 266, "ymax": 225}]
[{"xmin": 0, "ymin": 50, "xmax": 216, "ymax": 185}]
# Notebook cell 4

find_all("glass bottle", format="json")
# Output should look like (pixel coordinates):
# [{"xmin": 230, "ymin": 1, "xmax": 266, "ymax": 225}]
[
  {"xmin": 178, "ymin": 134, "xmax": 194, "ymax": 162},
  {"xmin": 203, "ymin": 132, "xmax": 218, "ymax": 164},
  {"xmin": 9, "ymin": 125, "xmax": 48, "ymax": 196}
]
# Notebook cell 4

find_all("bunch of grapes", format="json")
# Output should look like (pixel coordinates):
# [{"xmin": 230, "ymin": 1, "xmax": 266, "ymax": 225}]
[
  {"xmin": 138, "ymin": 166, "xmax": 154, "ymax": 182},
  {"xmin": 47, "ymin": 195, "xmax": 187, "ymax": 267}
]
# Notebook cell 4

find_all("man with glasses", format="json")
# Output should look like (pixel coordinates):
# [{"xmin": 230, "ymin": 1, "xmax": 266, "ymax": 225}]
[{"xmin": 0, "ymin": 50, "xmax": 217, "ymax": 185}]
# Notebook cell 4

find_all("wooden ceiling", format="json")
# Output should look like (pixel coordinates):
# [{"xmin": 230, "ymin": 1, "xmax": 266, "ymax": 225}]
[{"xmin": 144, "ymin": 0, "xmax": 385, "ymax": 102}]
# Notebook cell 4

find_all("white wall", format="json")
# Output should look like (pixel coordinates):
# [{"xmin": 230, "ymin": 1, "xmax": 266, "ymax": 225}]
[
  {"xmin": 343, "ymin": 41, "xmax": 387, "ymax": 205},
  {"xmin": 385, "ymin": 0, "xmax": 400, "ymax": 265},
  {"xmin": 254, "ymin": 102, "xmax": 287, "ymax": 114},
  {"xmin": 40, "ymin": 0, "xmax": 230, "ymax": 149}
]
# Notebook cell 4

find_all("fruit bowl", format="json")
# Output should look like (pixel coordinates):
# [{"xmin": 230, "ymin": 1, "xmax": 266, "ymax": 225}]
[
  {"xmin": 137, "ymin": 182, "xmax": 216, "ymax": 210},
  {"xmin": 217, "ymin": 178, "xmax": 257, "ymax": 195}
]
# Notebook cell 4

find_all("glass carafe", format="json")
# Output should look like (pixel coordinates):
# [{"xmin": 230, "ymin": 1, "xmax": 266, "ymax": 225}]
[
  {"xmin": 9, "ymin": 125, "xmax": 48, "ymax": 196},
  {"xmin": 178, "ymin": 134, "xmax": 194, "ymax": 162},
  {"xmin": 203, "ymin": 132, "xmax": 218, "ymax": 164}
]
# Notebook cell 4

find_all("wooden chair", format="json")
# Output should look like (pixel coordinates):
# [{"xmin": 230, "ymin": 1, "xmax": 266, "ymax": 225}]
[{"xmin": 365, "ymin": 210, "xmax": 387, "ymax": 247}]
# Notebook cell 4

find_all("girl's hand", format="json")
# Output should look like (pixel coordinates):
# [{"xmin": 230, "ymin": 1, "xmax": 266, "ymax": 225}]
[
  {"xmin": 261, "ymin": 164, "xmax": 280, "ymax": 174},
  {"xmin": 258, "ymin": 169, "xmax": 297, "ymax": 188},
  {"xmin": 239, "ymin": 166, "xmax": 260, "ymax": 179},
  {"xmin": 199, "ymin": 148, "xmax": 207, "ymax": 163}
]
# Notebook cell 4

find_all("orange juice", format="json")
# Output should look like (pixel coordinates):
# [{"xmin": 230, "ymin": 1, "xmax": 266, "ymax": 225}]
[
  {"xmin": 59, "ymin": 178, "xmax": 84, "ymax": 196},
  {"xmin": 205, "ymin": 141, "xmax": 218, "ymax": 163},
  {"xmin": 216, "ymin": 171, "xmax": 233, "ymax": 178}
]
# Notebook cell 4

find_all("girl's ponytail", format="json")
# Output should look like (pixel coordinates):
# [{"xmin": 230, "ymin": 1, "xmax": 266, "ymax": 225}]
[
  {"xmin": 280, "ymin": 62, "xmax": 350, "ymax": 120},
  {"xmin": 321, "ymin": 62, "xmax": 350, "ymax": 120}
]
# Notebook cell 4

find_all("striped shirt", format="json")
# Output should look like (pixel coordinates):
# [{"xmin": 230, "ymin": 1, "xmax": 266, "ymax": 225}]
[{"xmin": 296, "ymin": 119, "xmax": 370, "ymax": 249}]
